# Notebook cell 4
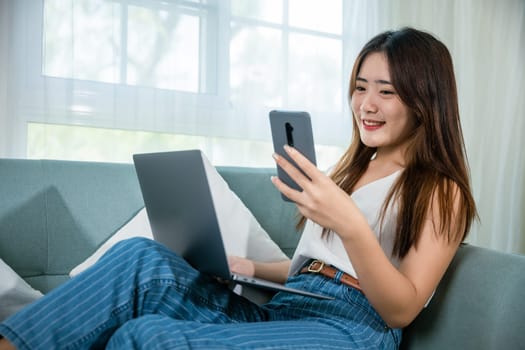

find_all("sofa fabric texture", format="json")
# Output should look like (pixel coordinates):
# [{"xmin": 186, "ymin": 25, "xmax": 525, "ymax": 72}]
[{"xmin": 0, "ymin": 158, "xmax": 523, "ymax": 349}]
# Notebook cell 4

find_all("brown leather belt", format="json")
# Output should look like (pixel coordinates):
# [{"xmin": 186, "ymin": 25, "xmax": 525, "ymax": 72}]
[{"xmin": 300, "ymin": 260, "xmax": 362, "ymax": 292}]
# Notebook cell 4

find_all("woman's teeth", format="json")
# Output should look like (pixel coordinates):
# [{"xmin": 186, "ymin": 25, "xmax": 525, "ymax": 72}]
[{"xmin": 363, "ymin": 120, "xmax": 384, "ymax": 126}]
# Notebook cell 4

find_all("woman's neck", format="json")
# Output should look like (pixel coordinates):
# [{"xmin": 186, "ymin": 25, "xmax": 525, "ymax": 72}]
[{"xmin": 373, "ymin": 147, "xmax": 407, "ymax": 170}]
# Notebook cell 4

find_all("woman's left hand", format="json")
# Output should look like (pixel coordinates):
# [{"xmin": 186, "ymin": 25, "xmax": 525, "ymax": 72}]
[{"xmin": 271, "ymin": 145, "xmax": 363, "ymax": 237}]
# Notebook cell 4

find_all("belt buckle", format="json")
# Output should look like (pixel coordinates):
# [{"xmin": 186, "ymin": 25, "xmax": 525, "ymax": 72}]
[{"xmin": 307, "ymin": 260, "xmax": 325, "ymax": 273}]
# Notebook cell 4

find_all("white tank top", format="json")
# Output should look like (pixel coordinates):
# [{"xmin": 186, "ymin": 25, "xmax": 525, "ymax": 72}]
[{"xmin": 289, "ymin": 170, "xmax": 402, "ymax": 278}]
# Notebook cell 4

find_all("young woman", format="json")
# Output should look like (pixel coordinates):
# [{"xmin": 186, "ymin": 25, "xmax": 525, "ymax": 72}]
[{"xmin": 0, "ymin": 27, "xmax": 476, "ymax": 350}]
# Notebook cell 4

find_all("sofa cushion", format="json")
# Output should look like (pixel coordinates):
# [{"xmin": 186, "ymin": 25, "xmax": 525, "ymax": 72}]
[
  {"xmin": 217, "ymin": 167, "xmax": 302, "ymax": 258},
  {"xmin": 0, "ymin": 259, "xmax": 43, "ymax": 321},
  {"xmin": 70, "ymin": 159, "xmax": 288, "ymax": 277}
]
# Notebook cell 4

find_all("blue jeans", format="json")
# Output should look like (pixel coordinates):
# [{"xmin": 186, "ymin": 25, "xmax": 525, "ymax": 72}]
[{"xmin": 0, "ymin": 238, "xmax": 401, "ymax": 349}]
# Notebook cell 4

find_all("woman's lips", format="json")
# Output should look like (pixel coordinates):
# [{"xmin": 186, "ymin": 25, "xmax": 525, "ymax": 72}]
[{"xmin": 362, "ymin": 119, "xmax": 385, "ymax": 131}]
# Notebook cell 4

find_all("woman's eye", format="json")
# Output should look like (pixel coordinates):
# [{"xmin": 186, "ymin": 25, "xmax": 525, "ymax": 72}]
[
  {"xmin": 355, "ymin": 86, "xmax": 366, "ymax": 92},
  {"xmin": 380, "ymin": 90, "xmax": 395, "ymax": 95}
]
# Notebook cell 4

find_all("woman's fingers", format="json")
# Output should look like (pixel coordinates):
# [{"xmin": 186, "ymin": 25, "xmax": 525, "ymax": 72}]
[
  {"xmin": 270, "ymin": 175, "xmax": 301, "ymax": 202},
  {"xmin": 271, "ymin": 145, "xmax": 326, "ymax": 204},
  {"xmin": 282, "ymin": 145, "xmax": 321, "ymax": 182},
  {"xmin": 272, "ymin": 150, "xmax": 311, "ymax": 191},
  {"xmin": 272, "ymin": 145, "xmax": 320, "ymax": 186}
]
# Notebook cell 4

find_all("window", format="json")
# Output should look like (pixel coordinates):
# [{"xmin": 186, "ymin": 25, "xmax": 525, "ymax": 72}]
[
  {"xmin": 43, "ymin": 0, "xmax": 217, "ymax": 93},
  {"xmin": 230, "ymin": 0, "xmax": 343, "ymax": 113},
  {"xmin": 17, "ymin": 0, "xmax": 349, "ymax": 168}
]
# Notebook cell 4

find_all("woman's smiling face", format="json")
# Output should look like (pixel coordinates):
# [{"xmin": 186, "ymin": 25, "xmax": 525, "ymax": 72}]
[{"xmin": 351, "ymin": 52, "xmax": 417, "ymax": 157}]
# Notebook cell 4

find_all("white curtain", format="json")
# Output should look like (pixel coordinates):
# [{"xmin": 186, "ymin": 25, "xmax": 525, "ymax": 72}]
[
  {"xmin": 371, "ymin": 0, "xmax": 525, "ymax": 256},
  {"xmin": 0, "ymin": 0, "xmax": 523, "ymax": 254},
  {"xmin": 0, "ymin": 0, "xmax": 10, "ymax": 158}
]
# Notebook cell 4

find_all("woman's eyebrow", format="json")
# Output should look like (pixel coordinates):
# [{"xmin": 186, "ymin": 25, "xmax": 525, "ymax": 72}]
[
  {"xmin": 356, "ymin": 76, "xmax": 392, "ymax": 85},
  {"xmin": 376, "ymin": 79, "xmax": 393, "ymax": 85}
]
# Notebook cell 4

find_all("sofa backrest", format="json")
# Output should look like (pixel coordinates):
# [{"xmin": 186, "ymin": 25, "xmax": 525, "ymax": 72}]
[
  {"xmin": 0, "ymin": 159, "xmax": 298, "ymax": 293},
  {"xmin": 0, "ymin": 159, "xmax": 144, "ymax": 292}
]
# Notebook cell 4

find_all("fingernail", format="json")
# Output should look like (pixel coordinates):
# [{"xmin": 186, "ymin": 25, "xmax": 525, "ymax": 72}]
[{"xmin": 272, "ymin": 153, "xmax": 279, "ymax": 160}]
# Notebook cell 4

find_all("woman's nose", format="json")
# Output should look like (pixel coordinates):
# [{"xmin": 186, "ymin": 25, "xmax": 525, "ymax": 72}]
[{"xmin": 360, "ymin": 93, "xmax": 378, "ymax": 114}]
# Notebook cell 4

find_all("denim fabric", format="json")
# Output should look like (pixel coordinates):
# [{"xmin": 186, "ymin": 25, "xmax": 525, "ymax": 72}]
[{"xmin": 0, "ymin": 238, "xmax": 401, "ymax": 350}]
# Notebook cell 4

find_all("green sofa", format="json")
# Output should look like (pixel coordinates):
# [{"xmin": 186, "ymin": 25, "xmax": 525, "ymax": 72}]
[{"xmin": 0, "ymin": 158, "xmax": 524, "ymax": 349}]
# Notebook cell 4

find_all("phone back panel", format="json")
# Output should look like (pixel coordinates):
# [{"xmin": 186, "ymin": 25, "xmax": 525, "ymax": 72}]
[{"xmin": 269, "ymin": 110, "xmax": 316, "ymax": 201}]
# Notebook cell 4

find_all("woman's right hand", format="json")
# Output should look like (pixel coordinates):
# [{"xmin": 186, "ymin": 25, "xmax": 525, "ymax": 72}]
[
  {"xmin": 228, "ymin": 256, "xmax": 291, "ymax": 284},
  {"xmin": 227, "ymin": 256, "xmax": 255, "ymax": 277}
]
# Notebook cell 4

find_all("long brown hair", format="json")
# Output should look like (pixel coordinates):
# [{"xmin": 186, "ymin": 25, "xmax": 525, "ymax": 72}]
[{"xmin": 299, "ymin": 28, "xmax": 477, "ymax": 258}]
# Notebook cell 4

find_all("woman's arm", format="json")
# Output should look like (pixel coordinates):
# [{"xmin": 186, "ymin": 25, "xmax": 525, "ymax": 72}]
[
  {"xmin": 337, "ymin": 194, "xmax": 462, "ymax": 328},
  {"xmin": 272, "ymin": 146, "xmax": 463, "ymax": 328},
  {"xmin": 228, "ymin": 256, "xmax": 291, "ymax": 284}
]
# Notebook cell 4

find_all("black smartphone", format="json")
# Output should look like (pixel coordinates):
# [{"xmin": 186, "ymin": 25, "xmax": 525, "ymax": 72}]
[{"xmin": 269, "ymin": 110, "xmax": 317, "ymax": 202}]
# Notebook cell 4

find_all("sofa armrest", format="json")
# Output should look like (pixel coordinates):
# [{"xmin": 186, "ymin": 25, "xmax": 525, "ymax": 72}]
[{"xmin": 401, "ymin": 244, "xmax": 525, "ymax": 349}]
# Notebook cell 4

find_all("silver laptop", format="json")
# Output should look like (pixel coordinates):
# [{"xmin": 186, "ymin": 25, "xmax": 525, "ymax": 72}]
[{"xmin": 133, "ymin": 150, "xmax": 332, "ymax": 300}]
